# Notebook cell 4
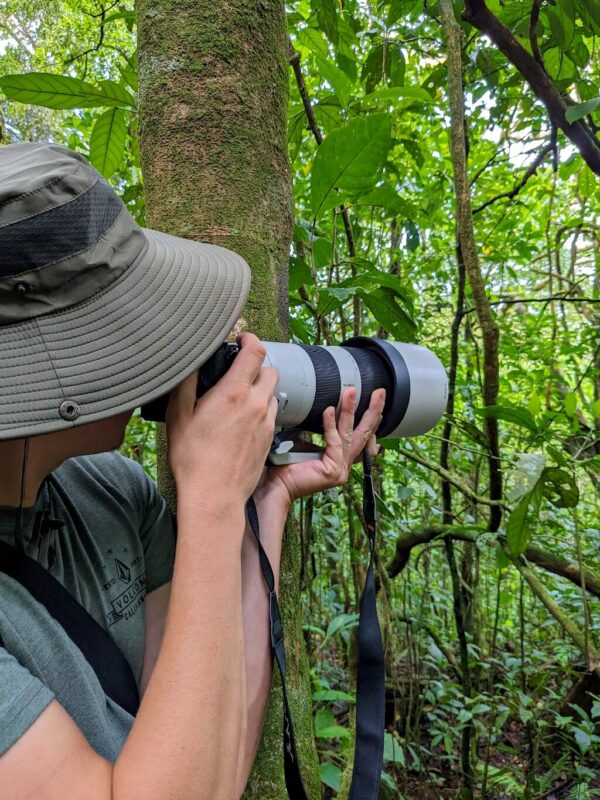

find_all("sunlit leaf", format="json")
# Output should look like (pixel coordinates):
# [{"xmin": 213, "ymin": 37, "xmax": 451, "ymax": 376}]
[
  {"xmin": 89, "ymin": 108, "xmax": 127, "ymax": 178},
  {"xmin": 311, "ymin": 113, "xmax": 392, "ymax": 217},
  {"xmin": 0, "ymin": 72, "xmax": 135, "ymax": 109}
]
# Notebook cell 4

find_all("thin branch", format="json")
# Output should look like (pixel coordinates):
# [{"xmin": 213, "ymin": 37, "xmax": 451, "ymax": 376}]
[
  {"xmin": 473, "ymin": 141, "xmax": 553, "ymax": 214},
  {"xmin": 63, "ymin": 2, "xmax": 119, "ymax": 68},
  {"xmin": 396, "ymin": 446, "xmax": 507, "ymax": 509},
  {"xmin": 529, "ymin": 0, "xmax": 547, "ymax": 73},
  {"xmin": 461, "ymin": 294, "xmax": 600, "ymax": 316}
]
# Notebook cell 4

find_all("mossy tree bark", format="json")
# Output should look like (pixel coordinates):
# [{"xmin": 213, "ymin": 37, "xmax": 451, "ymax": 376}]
[{"xmin": 136, "ymin": 2, "xmax": 321, "ymax": 796}]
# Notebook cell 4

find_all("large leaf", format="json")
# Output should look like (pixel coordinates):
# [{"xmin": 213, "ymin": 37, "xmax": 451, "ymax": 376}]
[
  {"xmin": 506, "ymin": 477, "xmax": 544, "ymax": 556},
  {"xmin": 0, "ymin": 72, "xmax": 136, "ymax": 109},
  {"xmin": 506, "ymin": 453, "xmax": 546, "ymax": 502},
  {"xmin": 311, "ymin": 113, "xmax": 392, "ymax": 217},
  {"xmin": 360, "ymin": 287, "xmax": 417, "ymax": 340},
  {"xmin": 314, "ymin": 55, "xmax": 354, "ymax": 108},
  {"xmin": 383, "ymin": 732, "xmax": 406, "ymax": 766},
  {"xmin": 474, "ymin": 404, "xmax": 538, "ymax": 433},
  {"xmin": 89, "ymin": 108, "xmax": 127, "ymax": 178},
  {"xmin": 315, "ymin": 0, "xmax": 338, "ymax": 45}
]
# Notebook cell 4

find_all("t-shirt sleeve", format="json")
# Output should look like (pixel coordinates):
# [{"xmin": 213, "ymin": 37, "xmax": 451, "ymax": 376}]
[
  {"xmin": 0, "ymin": 647, "xmax": 54, "ymax": 756},
  {"xmin": 125, "ymin": 459, "xmax": 176, "ymax": 595}
]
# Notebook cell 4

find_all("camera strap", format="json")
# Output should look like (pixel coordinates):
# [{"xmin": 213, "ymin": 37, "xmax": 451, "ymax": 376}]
[
  {"xmin": 246, "ymin": 450, "xmax": 385, "ymax": 799},
  {"xmin": 0, "ymin": 539, "xmax": 140, "ymax": 716}
]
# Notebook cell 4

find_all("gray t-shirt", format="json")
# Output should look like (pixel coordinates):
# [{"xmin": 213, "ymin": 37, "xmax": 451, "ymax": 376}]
[{"xmin": 0, "ymin": 451, "xmax": 175, "ymax": 761}]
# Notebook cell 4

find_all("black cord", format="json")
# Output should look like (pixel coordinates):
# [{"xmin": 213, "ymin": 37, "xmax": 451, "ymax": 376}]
[{"xmin": 13, "ymin": 438, "xmax": 30, "ymax": 554}]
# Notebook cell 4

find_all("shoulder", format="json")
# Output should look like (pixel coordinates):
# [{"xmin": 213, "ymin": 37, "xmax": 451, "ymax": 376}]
[{"xmin": 54, "ymin": 452, "xmax": 159, "ymax": 516}]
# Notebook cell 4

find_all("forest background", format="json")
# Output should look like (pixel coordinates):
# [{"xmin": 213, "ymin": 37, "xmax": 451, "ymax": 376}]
[{"xmin": 1, "ymin": 0, "xmax": 599, "ymax": 798}]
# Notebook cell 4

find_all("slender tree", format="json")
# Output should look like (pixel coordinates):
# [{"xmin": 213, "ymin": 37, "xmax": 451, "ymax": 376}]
[{"xmin": 135, "ymin": 2, "xmax": 320, "ymax": 796}]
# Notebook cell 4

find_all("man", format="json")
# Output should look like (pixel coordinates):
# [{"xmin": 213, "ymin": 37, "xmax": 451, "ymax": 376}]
[{"xmin": 0, "ymin": 142, "xmax": 385, "ymax": 799}]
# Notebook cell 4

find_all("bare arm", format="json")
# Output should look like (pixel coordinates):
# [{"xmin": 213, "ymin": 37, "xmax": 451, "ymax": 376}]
[{"xmin": 140, "ymin": 582, "xmax": 171, "ymax": 698}]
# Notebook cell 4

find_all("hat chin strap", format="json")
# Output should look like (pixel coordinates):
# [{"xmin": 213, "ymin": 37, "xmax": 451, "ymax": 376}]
[{"xmin": 13, "ymin": 437, "xmax": 30, "ymax": 554}]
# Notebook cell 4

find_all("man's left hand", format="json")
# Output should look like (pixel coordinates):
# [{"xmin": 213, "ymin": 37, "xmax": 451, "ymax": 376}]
[{"xmin": 253, "ymin": 387, "xmax": 386, "ymax": 513}]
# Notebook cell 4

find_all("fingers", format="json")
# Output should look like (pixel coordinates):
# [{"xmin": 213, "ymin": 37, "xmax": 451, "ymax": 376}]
[
  {"xmin": 337, "ymin": 387, "xmax": 356, "ymax": 457},
  {"xmin": 253, "ymin": 365, "xmax": 279, "ymax": 398},
  {"xmin": 228, "ymin": 332, "xmax": 267, "ymax": 385},
  {"xmin": 349, "ymin": 388, "xmax": 386, "ymax": 463}
]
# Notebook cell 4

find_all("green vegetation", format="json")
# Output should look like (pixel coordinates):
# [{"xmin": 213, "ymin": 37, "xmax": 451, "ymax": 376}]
[{"xmin": 1, "ymin": 0, "xmax": 599, "ymax": 796}]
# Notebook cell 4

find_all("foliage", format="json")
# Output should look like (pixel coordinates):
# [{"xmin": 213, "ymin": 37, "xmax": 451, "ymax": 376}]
[{"xmin": 1, "ymin": 0, "xmax": 599, "ymax": 796}]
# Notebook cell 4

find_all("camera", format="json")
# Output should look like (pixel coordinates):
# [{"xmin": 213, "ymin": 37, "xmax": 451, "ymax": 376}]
[{"xmin": 141, "ymin": 337, "xmax": 448, "ymax": 453}]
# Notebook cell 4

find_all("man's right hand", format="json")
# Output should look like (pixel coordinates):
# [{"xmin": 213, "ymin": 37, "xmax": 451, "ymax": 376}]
[{"xmin": 166, "ymin": 332, "xmax": 279, "ymax": 507}]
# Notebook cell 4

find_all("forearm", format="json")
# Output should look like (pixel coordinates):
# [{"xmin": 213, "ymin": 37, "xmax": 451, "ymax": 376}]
[
  {"xmin": 238, "ymin": 494, "xmax": 289, "ymax": 787},
  {"xmin": 113, "ymin": 495, "xmax": 248, "ymax": 800}
]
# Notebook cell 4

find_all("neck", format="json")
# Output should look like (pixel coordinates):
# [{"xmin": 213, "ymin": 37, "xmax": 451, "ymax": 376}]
[{"xmin": 0, "ymin": 438, "xmax": 61, "ymax": 508}]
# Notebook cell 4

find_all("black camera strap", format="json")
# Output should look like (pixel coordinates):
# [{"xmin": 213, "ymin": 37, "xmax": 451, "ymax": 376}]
[
  {"xmin": 246, "ymin": 450, "xmax": 385, "ymax": 799},
  {"xmin": 0, "ymin": 539, "xmax": 140, "ymax": 716}
]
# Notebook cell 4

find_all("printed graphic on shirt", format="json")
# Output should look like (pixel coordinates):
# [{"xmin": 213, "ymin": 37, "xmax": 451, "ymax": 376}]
[{"xmin": 102, "ymin": 547, "xmax": 147, "ymax": 627}]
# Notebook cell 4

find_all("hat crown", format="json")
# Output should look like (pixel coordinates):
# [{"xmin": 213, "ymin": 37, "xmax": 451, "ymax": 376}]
[{"xmin": 0, "ymin": 142, "xmax": 146, "ymax": 326}]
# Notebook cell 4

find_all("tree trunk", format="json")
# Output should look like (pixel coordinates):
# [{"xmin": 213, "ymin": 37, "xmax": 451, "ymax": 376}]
[{"xmin": 136, "ymin": 2, "xmax": 321, "ymax": 796}]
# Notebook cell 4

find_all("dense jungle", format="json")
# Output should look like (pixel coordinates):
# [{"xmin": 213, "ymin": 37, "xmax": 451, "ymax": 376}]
[{"xmin": 1, "ymin": 0, "xmax": 599, "ymax": 797}]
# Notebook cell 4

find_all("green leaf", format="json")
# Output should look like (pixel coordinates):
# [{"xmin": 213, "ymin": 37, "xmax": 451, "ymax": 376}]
[
  {"xmin": 350, "ymin": 186, "xmax": 416, "ymax": 217},
  {"xmin": 316, "ymin": 0, "xmax": 338, "ymax": 45},
  {"xmin": 506, "ymin": 453, "xmax": 546, "ymax": 502},
  {"xmin": 325, "ymin": 613, "xmax": 359, "ymax": 640},
  {"xmin": 565, "ymin": 97, "xmax": 600, "ymax": 123},
  {"xmin": 118, "ymin": 55, "xmax": 139, "ymax": 93},
  {"xmin": 316, "ymin": 286, "xmax": 357, "ymax": 316},
  {"xmin": 314, "ymin": 56, "xmax": 353, "ymax": 108},
  {"xmin": 320, "ymin": 762, "xmax": 341, "ymax": 791},
  {"xmin": 0, "ymin": 72, "xmax": 136, "ymax": 110},
  {"xmin": 311, "ymin": 114, "xmax": 392, "ymax": 217},
  {"xmin": 296, "ymin": 27, "xmax": 329, "ymax": 57},
  {"xmin": 564, "ymin": 391, "xmax": 577, "ymax": 416},
  {"xmin": 339, "ymin": 260, "xmax": 414, "ymax": 311},
  {"xmin": 506, "ymin": 478, "xmax": 543, "ymax": 556},
  {"xmin": 582, "ymin": 0, "xmax": 600, "ymax": 30},
  {"xmin": 474, "ymin": 405, "xmax": 538, "ymax": 433},
  {"xmin": 546, "ymin": 0, "xmax": 575, "ymax": 51},
  {"xmin": 362, "ymin": 43, "xmax": 385, "ymax": 93},
  {"xmin": 361, "ymin": 85, "xmax": 434, "ymax": 108},
  {"xmin": 312, "ymin": 689, "xmax": 356, "ymax": 703},
  {"xmin": 289, "ymin": 257, "xmax": 314, "ymax": 292},
  {"xmin": 574, "ymin": 727, "xmax": 591, "ymax": 753},
  {"xmin": 543, "ymin": 467, "xmax": 579, "ymax": 508},
  {"xmin": 380, "ymin": 771, "xmax": 398, "ymax": 792},
  {"xmin": 315, "ymin": 709, "xmax": 351, "ymax": 739},
  {"xmin": 104, "ymin": 9, "xmax": 136, "ymax": 24},
  {"xmin": 383, "ymin": 732, "xmax": 405, "ymax": 765},
  {"xmin": 360, "ymin": 287, "xmax": 417, "ymax": 340},
  {"xmin": 89, "ymin": 108, "xmax": 127, "ymax": 178}
]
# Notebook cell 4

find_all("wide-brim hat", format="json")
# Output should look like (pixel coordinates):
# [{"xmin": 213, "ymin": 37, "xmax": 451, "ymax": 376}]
[{"xmin": 0, "ymin": 142, "xmax": 251, "ymax": 440}]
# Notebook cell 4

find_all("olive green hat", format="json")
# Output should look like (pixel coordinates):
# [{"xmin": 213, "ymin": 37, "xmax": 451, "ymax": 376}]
[{"xmin": 0, "ymin": 142, "xmax": 251, "ymax": 440}]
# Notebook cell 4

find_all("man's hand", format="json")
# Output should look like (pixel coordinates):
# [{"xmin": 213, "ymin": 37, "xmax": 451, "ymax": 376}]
[
  {"xmin": 254, "ymin": 386, "xmax": 386, "ymax": 513},
  {"xmin": 166, "ymin": 332, "xmax": 278, "ymax": 509}
]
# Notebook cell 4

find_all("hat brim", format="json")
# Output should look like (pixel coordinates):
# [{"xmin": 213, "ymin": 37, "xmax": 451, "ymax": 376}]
[{"xmin": 0, "ymin": 229, "xmax": 251, "ymax": 439}]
